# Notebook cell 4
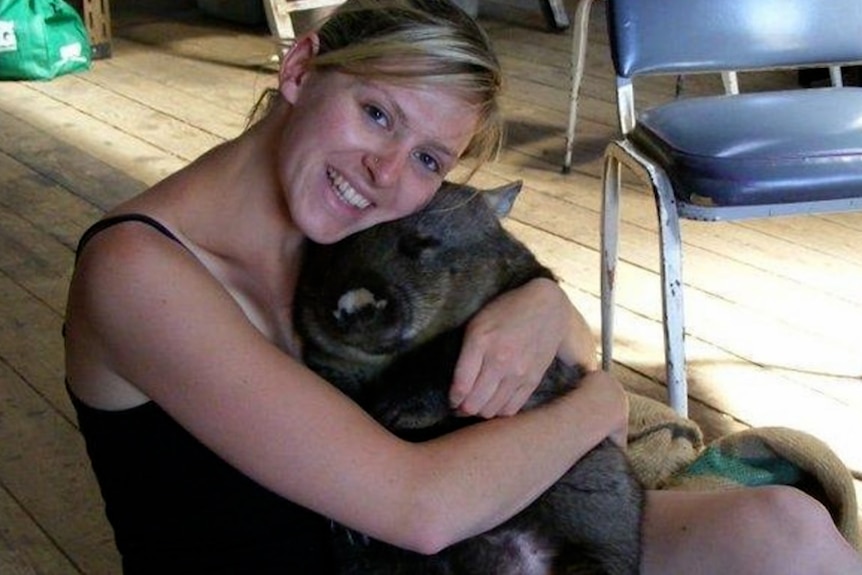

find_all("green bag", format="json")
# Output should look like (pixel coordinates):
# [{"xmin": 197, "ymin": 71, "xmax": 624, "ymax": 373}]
[{"xmin": 0, "ymin": 0, "xmax": 91, "ymax": 80}]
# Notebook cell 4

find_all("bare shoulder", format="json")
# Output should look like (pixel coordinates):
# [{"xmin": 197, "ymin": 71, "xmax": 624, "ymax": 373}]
[
  {"xmin": 65, "ymin": 218, "xmax": 241, "ymax": 408},
  {"xmin": 69, "ymin": 217, "xmax": 237, "ymax": 327},
  {"xmin": 66, "ymin": 217, "xmax": 284, "ymax": 397}
]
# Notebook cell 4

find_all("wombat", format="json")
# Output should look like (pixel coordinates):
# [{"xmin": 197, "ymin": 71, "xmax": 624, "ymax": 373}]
[{"xmin": 294, "ymin": 180, "xmax": 644, "ymax": 575}]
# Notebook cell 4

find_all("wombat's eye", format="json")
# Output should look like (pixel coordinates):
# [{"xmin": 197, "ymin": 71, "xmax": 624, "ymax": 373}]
[{"xmin": 398, "ymin": 235, "xmax": 441, "ymax": 259}]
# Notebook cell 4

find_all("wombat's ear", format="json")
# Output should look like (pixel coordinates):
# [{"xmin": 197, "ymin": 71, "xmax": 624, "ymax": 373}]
[{"xmin": 483, "ymin": 180, "xmax": 523, "ymax": 219}]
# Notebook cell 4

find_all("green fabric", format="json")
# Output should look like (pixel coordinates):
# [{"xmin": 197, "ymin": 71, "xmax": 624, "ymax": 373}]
[
  {"xmin": 683, "ymin": 444, "xmax": 802, "ymax": 486},
  {"xmin": 0, "ymin": 0, "xmax": 91, "ymax": 80}
]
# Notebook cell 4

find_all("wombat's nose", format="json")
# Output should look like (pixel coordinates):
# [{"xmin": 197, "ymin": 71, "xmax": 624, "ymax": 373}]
[{"xmin": 333, "ymin": 288, "xmax": 388, "ymax": 325}]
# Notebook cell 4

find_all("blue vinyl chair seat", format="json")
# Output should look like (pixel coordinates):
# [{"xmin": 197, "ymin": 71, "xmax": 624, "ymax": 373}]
[{"xmin": 629, "ymin": 87, "xmax": 862, "ymax": 209}]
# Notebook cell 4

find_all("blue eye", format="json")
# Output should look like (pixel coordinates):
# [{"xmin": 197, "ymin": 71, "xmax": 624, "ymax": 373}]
[
  {"xmin": 364, "ymin": 104, "xmax": 389, "ymax": 128},
  {"xmin": 415, "ymin": 151, "xmax": 441, "ymax": 173}
]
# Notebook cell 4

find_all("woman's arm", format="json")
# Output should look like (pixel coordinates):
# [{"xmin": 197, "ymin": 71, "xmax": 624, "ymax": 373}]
[
  {"xmin": 451, "ymin": 277, "xmax": 599, "ymax": 418},
  {"xmin": 67, "ymin": 228, "xmax": 626, "ymax": 555}
]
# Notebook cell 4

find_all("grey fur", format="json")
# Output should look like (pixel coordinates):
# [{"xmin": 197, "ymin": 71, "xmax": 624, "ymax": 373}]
[{"xmin": 295, "ymin": 180, "xmax": 644, "ymax": 574}]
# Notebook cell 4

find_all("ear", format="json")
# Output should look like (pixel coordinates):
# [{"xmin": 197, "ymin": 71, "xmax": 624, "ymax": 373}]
[
  {"xmin": 279, "ymin": 32, "xmax": 320, "ymax": 104},
  {"xmin": 482, "ymin": 180, "xmax": 523, "ymax": 219}
]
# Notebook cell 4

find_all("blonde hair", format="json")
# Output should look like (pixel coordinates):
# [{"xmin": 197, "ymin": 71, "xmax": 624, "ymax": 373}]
[{"xmin": 252, "ymin": 0, "xmax": 504, "ymax": 169}]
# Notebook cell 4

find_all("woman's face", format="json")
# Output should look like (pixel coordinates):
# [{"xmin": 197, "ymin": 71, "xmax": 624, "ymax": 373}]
[{"xmin": 277, "ymin": 62, "xmax": 481, "ymax": 244}]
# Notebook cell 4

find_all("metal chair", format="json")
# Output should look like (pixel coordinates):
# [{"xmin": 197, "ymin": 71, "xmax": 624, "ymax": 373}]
[
  {"xmin": 263, "ymin": 0, "xmax": 346, "ymax": 55},
  {"xmin": 599, "ymin": 0, "xmax": 862, "ymax": 416}
]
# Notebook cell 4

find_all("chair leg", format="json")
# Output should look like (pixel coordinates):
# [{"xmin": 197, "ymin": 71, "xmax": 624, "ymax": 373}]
[
  {"xmin": 538, "ymin": 0, "xmax": 571, "ymax": 30},
  {"xmin": 562, "ymin": 0, "xmax": 594, "ymax": 174},
  {"xmin": 600, "ymin": 154, "xmax": 621, "ymax": 373},
  {"xmin": 653, "ymin": 184, "xmax": 688, "ymax": 416},
  {"xmin": 829, "ymin": 65, "xmax": 844, "ymax": 87},
  {"xmin": 720, "ymin": 71, "xmax": 739, "ymax": 94},
  {"xmin": 263, "ymin": 0, "xmax": 297, "ymax": 50}
]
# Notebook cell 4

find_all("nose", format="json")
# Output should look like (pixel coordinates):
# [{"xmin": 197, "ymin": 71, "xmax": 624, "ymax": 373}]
[{"xmin": 364, "ymin": 146, "xmax": 406, "ymax": 187}]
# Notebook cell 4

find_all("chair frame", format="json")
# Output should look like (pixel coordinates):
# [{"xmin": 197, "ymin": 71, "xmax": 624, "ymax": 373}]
[{"xmin": 263, "ymin": 0, "xmax": 346, "ymax": 54}]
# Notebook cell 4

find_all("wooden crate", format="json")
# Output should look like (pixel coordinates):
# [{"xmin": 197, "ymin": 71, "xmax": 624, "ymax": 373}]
[{"xmin": 82, "ymin": 0, "xmax": 112, "ymax": 59}]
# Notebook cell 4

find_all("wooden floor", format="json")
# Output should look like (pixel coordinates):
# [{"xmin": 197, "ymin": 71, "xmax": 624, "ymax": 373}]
[{"xmin": 1, "ymin": 1, "xmax": 860, "ymax": 572}]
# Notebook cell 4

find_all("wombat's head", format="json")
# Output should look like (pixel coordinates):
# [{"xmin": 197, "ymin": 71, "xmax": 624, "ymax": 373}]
[{"xmin": 295, "ymin": 180, "xmax": 523, "ymax": 380}]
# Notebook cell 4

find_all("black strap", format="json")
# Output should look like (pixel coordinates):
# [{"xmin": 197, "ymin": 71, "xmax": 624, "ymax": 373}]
[{"xmin": 75, "ymin": 213, "xmax": 186, "ymax": 262}]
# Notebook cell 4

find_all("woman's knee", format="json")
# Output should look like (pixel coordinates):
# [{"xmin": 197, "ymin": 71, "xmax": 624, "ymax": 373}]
[
  {"xmin": 738, "ymin": 486, "xmax": 835, "ymax": 539},
  {"xmin": 732, "ymin": 485, "xmax": 853, "ymax": 565},
  {"xmin": 641, "ymin": 486, "xmax": 855, "ymax": 575}
]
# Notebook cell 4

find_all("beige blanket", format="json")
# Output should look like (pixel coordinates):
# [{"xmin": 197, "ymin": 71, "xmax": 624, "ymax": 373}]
[{"xmin": 626, "ymin": 393, "xmax": 860, "ymax": 551}]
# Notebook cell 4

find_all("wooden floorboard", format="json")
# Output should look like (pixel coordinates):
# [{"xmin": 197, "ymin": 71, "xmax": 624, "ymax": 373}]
[{"xmin": 0, "ymin": 1, "xmax": 859, "ymax": 570}]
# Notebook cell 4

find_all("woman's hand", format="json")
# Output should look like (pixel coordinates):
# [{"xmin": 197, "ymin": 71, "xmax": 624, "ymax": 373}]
[{"xmin": 450, "ymin": 278, "xmax": 597, "ymax": 418}]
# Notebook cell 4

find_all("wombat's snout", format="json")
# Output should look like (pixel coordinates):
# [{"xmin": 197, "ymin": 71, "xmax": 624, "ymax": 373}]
[
  {"xmin": 333, "ymin": 287, "xmax": 388, "ymax": 324},
  {"xmin": 322, "ymin": 277, "xmax": 413, "ymax": 350}
]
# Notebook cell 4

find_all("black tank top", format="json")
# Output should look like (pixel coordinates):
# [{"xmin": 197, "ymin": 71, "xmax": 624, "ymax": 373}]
[{"xmin": 68, "ymin": 214, "xmax": 335, "ymax": 574}]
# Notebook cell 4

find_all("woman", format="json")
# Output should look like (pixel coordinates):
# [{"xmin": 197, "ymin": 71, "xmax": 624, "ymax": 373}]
[{"xmin": 64, "ymin": 0, "xmax": 861, "ymax": 572}]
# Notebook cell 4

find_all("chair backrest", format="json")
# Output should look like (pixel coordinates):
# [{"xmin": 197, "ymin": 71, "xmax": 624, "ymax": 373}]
[{"xmin": 608, "ymin": 0, "xmax": 862, "ymax": 78}]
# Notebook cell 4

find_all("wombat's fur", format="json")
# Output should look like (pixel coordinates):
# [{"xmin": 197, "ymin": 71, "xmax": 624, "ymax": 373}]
[{"xmin": 294, "ymin": 181, "xmax": 644, "ymax": 574}]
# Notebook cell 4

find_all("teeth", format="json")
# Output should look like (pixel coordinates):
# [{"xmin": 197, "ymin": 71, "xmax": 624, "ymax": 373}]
[{"xmin": 327, "ymin": 168, "xmax": 371, "ymax": 210}]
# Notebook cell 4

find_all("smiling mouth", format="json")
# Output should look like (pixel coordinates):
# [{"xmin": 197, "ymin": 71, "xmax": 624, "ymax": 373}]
[{"xmin": 327, "ymin": 167, "xmax": 372, "ymax": 210}]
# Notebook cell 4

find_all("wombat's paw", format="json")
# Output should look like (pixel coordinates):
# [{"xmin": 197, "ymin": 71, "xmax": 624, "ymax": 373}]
[{"xmin": 375, "ymin": 395, "xmax": 450, "ymax": 432}]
